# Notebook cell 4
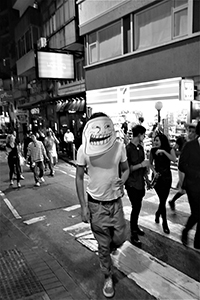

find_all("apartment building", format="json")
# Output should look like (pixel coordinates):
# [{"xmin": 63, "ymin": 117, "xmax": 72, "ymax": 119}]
[
  {"xmin": 77, "ymin": 0, "xmax": 200, "ymax": 134},
  {"xmin": 13, "ymin": 0, "xmax": 86, "ymax": 143}
]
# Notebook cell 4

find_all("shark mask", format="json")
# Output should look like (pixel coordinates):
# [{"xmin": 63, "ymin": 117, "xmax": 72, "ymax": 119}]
[{"xmin": 82, "ymin": 116, "xmax": 117, "ymax": 156}]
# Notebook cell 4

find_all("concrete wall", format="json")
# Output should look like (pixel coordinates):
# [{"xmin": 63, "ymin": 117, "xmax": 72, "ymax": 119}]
[{"xmin": 85, "ymin": 36, "xmax": 200, "ymax": 90}]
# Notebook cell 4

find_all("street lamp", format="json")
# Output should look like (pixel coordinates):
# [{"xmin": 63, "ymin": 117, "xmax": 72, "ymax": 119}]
[{"xmin": 155, "ymin": 101, "xmax": 163, "ymax": 123}]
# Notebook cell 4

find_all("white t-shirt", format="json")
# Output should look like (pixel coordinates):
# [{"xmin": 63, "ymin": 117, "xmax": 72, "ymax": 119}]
[{"xmin": 77, "ymin": 140, "xmax": 127, "ymax": 201}]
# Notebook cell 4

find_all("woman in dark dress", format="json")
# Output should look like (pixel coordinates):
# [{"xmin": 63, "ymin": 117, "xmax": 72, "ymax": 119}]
[{"xmin": 149, "ymin": 133, "xmax": 176, "ymax": 234}]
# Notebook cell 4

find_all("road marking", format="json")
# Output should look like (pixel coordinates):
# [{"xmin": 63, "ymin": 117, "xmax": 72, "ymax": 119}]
[
  {"xmin": 23, "ymin": 216, "xmax": 46, "ymax": 225},
  {"xmin": 112, "ymin": 241, "xmax": 199, "ymax": 300},
  {"xmin": 63, "ymin": 222, "xmax": 199, "ymax": 300},
  {"xmin": 0, "ymin": 190, "xmax": 21, "ymax": 219},
  {"xmin": 63, "ymin": 204, "xmax": 81, "ymax": 211}
]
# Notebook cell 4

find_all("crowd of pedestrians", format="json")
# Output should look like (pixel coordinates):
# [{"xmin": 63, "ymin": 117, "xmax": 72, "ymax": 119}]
[
  {"xmin": 5, "ymin": 128, "xmax": 60, "ymax": 188},
  {"xmin": 4, "ymin": 115, "xmax": 199, "ymax": 299},
  {"xmin": 75, "ymin": 113, "xmax": 200, "ymax": 298}
]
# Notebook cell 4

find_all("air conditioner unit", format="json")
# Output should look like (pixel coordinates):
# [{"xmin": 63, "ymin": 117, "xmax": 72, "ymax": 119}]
[{"xmin": 37, "ymin": 37, "xmax": 47, "ymax": 49}]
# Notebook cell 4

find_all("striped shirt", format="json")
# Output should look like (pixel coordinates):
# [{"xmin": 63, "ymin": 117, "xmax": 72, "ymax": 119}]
[{"xmin": 27, "ymin": 140, "xmax": 47, "ymax": 163}]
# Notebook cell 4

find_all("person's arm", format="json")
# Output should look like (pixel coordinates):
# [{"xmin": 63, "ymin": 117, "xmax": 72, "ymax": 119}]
[
  {"xmin": 120, "ymin": 160, "xmax": 129, "ymax": 184},
  {"xmin": 75, "ymin": 165, "xmax": 90, "ymax": 223},
  {"xmin": 41, "ymin": 142, "xmax": 48, "ymax": 160},
  {"xmin": 156, "ymin": 148, "xmax": 177, "ymax": 163},
  {"xmin": 53, "ymin": 133, "xmax": 59, "ymax": 144},
  {"xmin": 130, "ymin": 159, "xmax": 149, "ymax": 172},
  {"xmin": 149, "ymin": 149, "xmax": 157, "ymax": 175}
]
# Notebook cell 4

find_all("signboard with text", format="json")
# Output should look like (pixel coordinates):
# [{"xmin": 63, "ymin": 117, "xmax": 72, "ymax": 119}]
[{"xmin": 180, "ymin": 79, "xmax": 194, "ymax": 101}]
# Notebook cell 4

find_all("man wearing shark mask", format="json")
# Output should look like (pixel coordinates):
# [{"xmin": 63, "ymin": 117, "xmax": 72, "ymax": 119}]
[{"xmin": 76, "ymin": 112, "xmax": 129, "ymax": 298}]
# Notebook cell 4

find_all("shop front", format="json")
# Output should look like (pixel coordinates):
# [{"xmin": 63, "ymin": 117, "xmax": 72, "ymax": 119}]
[
  {"xmin": 56, "ymin": 93, "xmax": 86, "ymax": 150},
  {"xmin": 86, "ymin": 77, "xmax": 194, "ymax": 138}
]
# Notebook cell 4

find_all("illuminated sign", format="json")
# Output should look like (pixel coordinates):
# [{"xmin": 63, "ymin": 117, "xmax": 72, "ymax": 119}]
[
  {"xmin": 36, "ymin": 51, "xmax": 74, "ymax": 80},
  {"xmin": 180, "ymin": 79, "xmax": 194, "ymax": 101}
]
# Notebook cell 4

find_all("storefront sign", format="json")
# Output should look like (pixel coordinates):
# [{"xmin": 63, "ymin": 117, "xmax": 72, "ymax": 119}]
[
  {"xmin": 31, "ymin": 108, "xmax": 40, "ymax": 114},
  {"xmin": 180, "ymin": 79, "xmax": 194, "ymax": 101}
]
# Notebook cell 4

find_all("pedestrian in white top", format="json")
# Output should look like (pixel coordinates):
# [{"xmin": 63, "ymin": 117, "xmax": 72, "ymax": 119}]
[
  {"xmin": 64, "ymin": 129, "xmax": 74, "ymax": 158},
  {"xmin": 44, "ymin": 128, "xmax": 59, "ymax": 176},
  {"xmin": 76, "ymin": 112, "xmax": 129, "ymax": 298}
]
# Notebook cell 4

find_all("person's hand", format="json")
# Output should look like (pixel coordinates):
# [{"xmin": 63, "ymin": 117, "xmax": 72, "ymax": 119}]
[
  {"xmin": 155, "ymin": 149, "xmax": 164, "ymax": 155},
  {"xmin": 81, "ymin": 205, "xmax": 90, "ymax": 223},
  {"xmin": 141, "ymin": 159, "xmax": 149, "ymax": 168}
]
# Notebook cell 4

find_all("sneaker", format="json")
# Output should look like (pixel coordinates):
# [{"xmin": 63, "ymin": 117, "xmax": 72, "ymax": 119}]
[
  {"xmin": 169, "ymin": 200, "xmax": 175, "ymax": 211},
  {"xmin": 35, "ymin": 182, "xmax": 40, "ymax": 187},
  {"xmin": 17, "ymin": 182, "xmax": 21, "ymax": 188},
  {"xmin": 103, "ymin": 276, "xmax": 114, "ymax": 298},
  {"xmin": 10, "ymin": 180, "xmax": 14, "ymax": 186},
  {"xmin": 40, "ymin": 177, "xmax": 45, "ymax": 183},
  {"xmin": 20, "ymin": 175, "xmax": 25, "ymax": 180}
]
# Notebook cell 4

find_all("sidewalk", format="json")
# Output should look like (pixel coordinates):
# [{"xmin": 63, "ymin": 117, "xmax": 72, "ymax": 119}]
[{"xmin": 0, "ymin": 213, "xmax": 90, "ymax": 300}]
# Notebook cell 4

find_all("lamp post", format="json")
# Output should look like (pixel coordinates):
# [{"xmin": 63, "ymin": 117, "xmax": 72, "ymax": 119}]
[{"xmin": 155, "ymin": 101, "xmax": 163, "ymax": 123}]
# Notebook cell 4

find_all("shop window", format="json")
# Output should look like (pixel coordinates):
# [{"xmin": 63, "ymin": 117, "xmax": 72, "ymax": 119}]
[
  {"xmin": 123, "ymin": 15, "xmax": 131, "ymax": 54},
  {"xmin": 98, "ymin": 21, "xmax": 121, "ymax": 61}
]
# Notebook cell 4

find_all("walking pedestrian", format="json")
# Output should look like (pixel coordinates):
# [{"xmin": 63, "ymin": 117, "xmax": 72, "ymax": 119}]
[
  {"xmin": 125, "ymin": 125, "xmax": 149, "ymax": 247},
  {"xmin": 5, "ymin": 133, "xmax": 21, "ymax": 188},
  {"xmin": 44, "ymin": 128, "xmax": 59, "ymax": 176},
  {"xmin": 75, "ymin": 112, "xmax": 129, "ymax": 298},
  {"xmin": 26, "ymin": 133, "xmax": 49, "ymax": 187},
  {"xmin": 64, "ymin": 128, "xmax": 74, "ymax": 158},
  {"xmin": 149, "ymin": 133, "xmax": 176, "ymax": 234},
  {"xmin": 169, "ymin": 124, "xmax": 197, "ymax": 211},
  {"xmin": 179, "ymin": 121, "xmax": 200, "ymax": 249}
]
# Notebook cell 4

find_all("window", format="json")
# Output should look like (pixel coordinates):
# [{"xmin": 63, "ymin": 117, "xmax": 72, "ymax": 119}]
[
  {"xmin": 64, "ymin": 1, "xmax": 70, "ymax": 22},
  {"xmin": 88, "ymin": 33, "xmax": 97, "ymax": 63},
  {"xmin": 135, "ymin": 1, "xmax": 172, "ymax": 50},
  {"xmin": 98, "ymin": 21, "xmax": 121, "ymax": 61},
  {"xmin": 25, "ymin": 30, "xmax": 32, "ymax": 52},
  {"xmin": 135, "ymin": 0, "xmax": 190, "ymax": 50},
  {"xmin": 75, "ymin": 59, "xmax": 85, "ymax": 81},
  {"xmin": 172, "ymin": 0, "xmax": 188, "ymax": 38},
  {"xmin": 123, "ymin": 15, "xmax": 131, "ymax": 54},
  {"xmin": 32, "ymin": 26, "xmax": 39, "ymax": 44},
  {"xmin": 193, "ymin": 0, "xmax": 200, "ymax": 33}
]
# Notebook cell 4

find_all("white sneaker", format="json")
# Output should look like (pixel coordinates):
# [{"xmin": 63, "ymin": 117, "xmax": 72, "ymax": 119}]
[
  {"xmin": 10, "ymin": 180, "xmax": 14, "ymax": 185},
  {"xmin": 35, "ymin": 182, "xmax": 40, "ymax": 187},
  {"xmin": 40, "ymin": 177, "xmax": 45, "ymax": 183},
  {"xmin": 20, "ymin": 175, "xmax": 25, "ymax": 180},
  {"xmin": 17, "ymin": 182, "xmax": 21, "ymax": 188},
  {"xmin": 103, "ymin": 276, "xmax": 114, "ymax": 298}
]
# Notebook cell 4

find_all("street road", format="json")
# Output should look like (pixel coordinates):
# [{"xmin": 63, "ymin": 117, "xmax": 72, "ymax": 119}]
[{"xmin": 0, "ymin": 151, "xmax": 199, "ymax": 300}]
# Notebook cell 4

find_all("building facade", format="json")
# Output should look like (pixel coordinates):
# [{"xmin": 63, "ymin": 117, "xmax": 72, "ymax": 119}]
[
  {"xmin": 77, "ymin": 0, "xmax": 200, "ymax": 135},
  {"xmin": 12, "ymin": 0, "xmax": 86, "ymax": 148}
]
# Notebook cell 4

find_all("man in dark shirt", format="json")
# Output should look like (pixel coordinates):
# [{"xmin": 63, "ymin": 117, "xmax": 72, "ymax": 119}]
[
  {"xmin": 125, "ymin": 125, "xmax": 149, "ymax": 247},
  {"xmin": 169, "ymin": 124, "xmax": 196, "ymax": 211},
  {"xmin": 178, "ymin": 121, "xmax": 200, "ymax": 250}
]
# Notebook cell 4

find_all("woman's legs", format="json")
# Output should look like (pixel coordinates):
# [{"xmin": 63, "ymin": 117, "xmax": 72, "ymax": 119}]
[
  {"xmin": 154, "ymin": 176, "xmax": 171, "ymax": 233},
  {"xmin": 8, "ymin": 157, "xmax": 14, "ymax": 182}
]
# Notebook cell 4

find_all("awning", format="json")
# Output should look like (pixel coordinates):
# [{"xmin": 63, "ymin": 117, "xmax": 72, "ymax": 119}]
[{"xmin": 57, "ymin": 98, "xmax": 85, "ymax": 113}]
